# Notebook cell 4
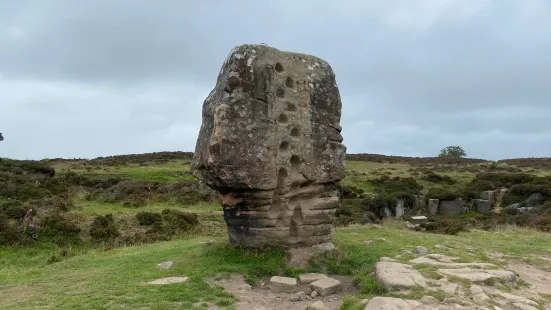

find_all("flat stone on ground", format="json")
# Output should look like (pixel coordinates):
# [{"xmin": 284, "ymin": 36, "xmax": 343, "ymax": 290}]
[
  {"xmin": 308, "ymin": 300, "xmax": 326, "ymax": 310},
  {"xmin": 310, "ymin": 277, "xmax": 342, "ymax": 296},
  {"xmin": 437, "ymin": 268, "xmax": 516, "ymax": 283},
  {"xmin": 375, "ymin": 261, "xmax": 427, "ymax": 291},
  {"xmin": 269, "ymin": 276, "xmax": 297, "ymax": 290},
  {"xmin": 410, "ymin": 255, "xmax": 496, "ymax": 268},
  {"xmin": 147, "ymin": 276, "xmax": 188, "ymax": 285},
  {"xmin": 299, "ymin": 273, "xmax": 328, "ymax": 284},
  {"xmin": 157, "ymin": 261, "xmax": 174, "ymax": 269},
  {"xmin": 364, "ymin": 297, "xmax": 438, "ymax": 310}
]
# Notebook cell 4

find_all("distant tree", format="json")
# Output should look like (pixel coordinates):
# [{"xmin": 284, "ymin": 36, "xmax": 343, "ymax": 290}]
[
  {"xmin": 0, "ymin": 133, "xmax": 3, "ymax": 143},
  {"xmin": 438, "ymin": 146, "xmax": 467, "ymax": 158}
]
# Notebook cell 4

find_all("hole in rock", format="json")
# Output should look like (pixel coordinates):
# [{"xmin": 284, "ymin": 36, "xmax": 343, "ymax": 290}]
[
  {"xmin": 290, "ymin": 127, "xmax": 300, "ymax": 137},
  {"xmin": 276, "ymin": 87, "xmax": 285, "ymax": 98},
  {"xmin": 274, "ymin": 62, "xmax": 284, "ymax": 72},
  {"xmin": 280, "ymin": 141, "xmax": 290, "ymax": 151},
  {"xmin": 286, "ymin": 102, "xmax": 297, "ymax": 111},
  {"xmin": 278, "ymin": 113, "xmax": 288, "ymax": 123},
  {"xmin": 285, "ymin": 76, "xmax": 294, "ymax": 88}
]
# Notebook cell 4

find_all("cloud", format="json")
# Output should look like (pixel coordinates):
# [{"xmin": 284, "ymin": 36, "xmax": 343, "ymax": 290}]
[{"xmin": 1, "ymin": 0, "xmax": 550, "ymax": 160}]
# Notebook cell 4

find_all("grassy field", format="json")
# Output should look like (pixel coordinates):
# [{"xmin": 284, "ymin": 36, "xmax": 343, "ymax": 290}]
[
  {"xmin": 2, "ymin": 221, "xmax": 551, "ymax": 310},
  {"xmin": 2, "ymin": 154, "xmax": 551, "ymax": 309}
]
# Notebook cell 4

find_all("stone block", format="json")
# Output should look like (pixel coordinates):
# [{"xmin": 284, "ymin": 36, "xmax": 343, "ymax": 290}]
[{"xmin": 310, "ymin": 277, "xmax": 342, "ymax": 296}]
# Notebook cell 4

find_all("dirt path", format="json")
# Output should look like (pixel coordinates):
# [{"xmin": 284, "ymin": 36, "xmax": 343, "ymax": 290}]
[{"xmin": 206, "ymin": 274, "xmax": 358, "ymax": 310}]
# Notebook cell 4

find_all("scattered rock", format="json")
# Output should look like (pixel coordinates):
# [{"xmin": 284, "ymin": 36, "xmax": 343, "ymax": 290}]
[
  {"xmin": 375, "ymin": 238, "xmax": 387, "ymax": 242},
  {"xmin": 410, "ymin": 216, "xmax": 428, "ymax": 224},
  {"xmin": 415, "ymin": 246, "xmax": 429, "ymax": 255},
  {"xmin": 310, "ymin": 277, "xmax": 342, "ymax": 296},
  {"xmin": 270, "ymin": 276, "xmax": 297, "ymax": 291},
  {"xmin": 437, "ymin": 268, "xmax": 516, "ymax": 284},
  {"xmin": 291, "ymin": 291, "xmax": 306, "ymax": 302},
  {"xmin": 435, "ymin": 244, "xmax": 448, "ymax": 250},
  {"xmin": 157, "ymin": 261, "xmax": 174, "ymax": 269},
  {"xmin": 360, "ymin": 299, "xmax": 369, "ymax": 305},
  {"xmin": 299, "ymin": 273, "xmax": 328, "ymax": 284},
  {"xmin": 238, "ymin": 283, "xmax": 252, "ymax": 291},
  {"xmin": 147, "ymin": 276, "xmax": 189, "ymax": 285},
  {"xmin": 307, "ymin": 300, "xmax": 326, "ymax": 310},
  {"xmin": 402, "ymin": 250, "xmax": 413, "ymax": 255},
  {"xmin": 363, "ymin": 240, "xmax": 373, "ymax": 246},
  {"xmin": 375, "ymin": 261, "xmax": 427, "ymax": 291},
  {"xmin": 310, "ymin": 290, "xmax": 318, "ymax": 298}
]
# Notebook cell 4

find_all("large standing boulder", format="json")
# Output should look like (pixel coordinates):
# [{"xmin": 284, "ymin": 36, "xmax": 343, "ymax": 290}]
[
  {"xmin": 191, "ymin": 44, "xmax": 346, "ymax": 248},
  {"xmin": 438, "ymin": 198, "xmax": 465, "ymax": 216}
]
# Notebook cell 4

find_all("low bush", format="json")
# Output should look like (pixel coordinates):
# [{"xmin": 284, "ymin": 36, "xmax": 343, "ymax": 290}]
[
  {"xmin": 0, "ymin": 214, "xmax": 21, "ymax": 245},
  {"xmin": 422, "ymin": 172, "xmax": 458, "ymax": 185},
  {"xmin": 90, "ymin": 214, "xmax": 120, "ymax": 241},
  {"xmin": 39, "ymin": 215, "xmax": 81, "ymax": 244},
  {"xmin": 136, "ymin": 211, "xmax": 162, "ymax": 226}
]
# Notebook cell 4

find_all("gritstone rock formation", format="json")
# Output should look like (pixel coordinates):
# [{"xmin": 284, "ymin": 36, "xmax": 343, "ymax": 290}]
[{"xmin": 191, "ymin": 44, "xmax": 346, "ymax": 248}]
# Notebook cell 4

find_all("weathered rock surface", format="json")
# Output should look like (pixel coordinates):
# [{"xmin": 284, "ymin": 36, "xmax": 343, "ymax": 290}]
[
  {"xmin": 437, "ymin": 268, "xmax": 516, "ymax": 283},
  {"xmin": 428, "ymin": 199, "xmax": 439, "ymax": 215},
  {"xmin": 375, "ymin": 261, "xmax": 427, "ymax": 291},
  {"xmin": 270, "ymin": 276, "xmax": 297, "ymax": 290},
  {"xmin": 439, "ymin": 199, "xmax": 465, "ymax": 216},
  {"xmin": 157, "ymin": 261, "xmax": 174, "ymax": 269},
  {"xmin": 410, "ymin": 254, "xmax": 496, "ymax": 268},
  {"xmin": 147, "ymin": 276, "xmax": 189, "ymax": 285},
  {"xmin": 310, "ymin": 277, "xmax": 342, "ymax": 296},
  {"xmin": 473, "ymin": 199, "xmax": 491, "ymax": 213},
  {"xmin": 191, "ymin": 44, "xmax": 346, "ymax": 248},
  {"xmin": 299, "ymin": 273, "xmax": 328, "ymax": 284},
  {"xmin": 364, "ymin": 297, "xmax": 439, "ymax": 310}
]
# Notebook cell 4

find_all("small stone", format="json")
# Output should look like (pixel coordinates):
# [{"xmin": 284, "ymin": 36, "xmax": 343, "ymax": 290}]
[
  {"xmin": 308, "ymin": 300, "xmax": 326, "ymax": 310},
  {"xmin": 157, "ymin": 261, "xmax": 174, "ymax": 269},
  {"xmin": 402, "ymin": 250, "xmax": 413, "ymax": 255},
  {"xmin": 311, "ymin": 290, "xmax": 318, "ymax": 298},
  {"xmin": 306, "ymin": 295, "xmax": 312, "ymax": 300},
  {"xmin": 375, "ymin": 238, "xmax": 387, "ymax": 242},
  {"xmin": 415, "ymin": 246, "xmax": 429, "ymax": 255},
  {"xmin": 270, "ymin": 276, "xmax": 297, "ymax": 291},
  {"xmin": 363, "ymin": 240, "xmax": 373, "ymax": 246},
  {"xmin": 291, "ymin": 291, "xmax": 306, "ymax": 302},
  {"xmin": 310, "ymin": 277, "xmax": 342, "ymax": 296},
  {"xmin": 360, "ymin": 299, "xmax": 369, "ymax": 305},
  {"xmin": 299, "ymin": 273, "xmax": 328, "ymax": 284},
  {"xmin": 435, "ymin": 244, "xmax": 448, "ymax": 250},
  {"xmin": 238, "ymin": 283, "xmax": 252, "ymax": 291},
  {"xmin": 147, "ymin": 276, "xmax": 188, "ymax": 285}
]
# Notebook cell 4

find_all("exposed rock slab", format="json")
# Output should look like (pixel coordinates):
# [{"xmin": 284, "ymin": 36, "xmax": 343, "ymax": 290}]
[
  {"xmin": 191, "ymin": 44, "xmax": 346, "ymax": 248},
  {"xmin": 410, "ymin": 255, "xmax": 496, "ymax": 268},
  {"xmin": 269, "ymin": 276, "xmax": 297, "ymax": 290},
  {"xmin": 299, "ymin": 273, "xmax": 328, "ymax": 284},
  {"xmin": 364, "ymin": 297, "xmax": 439, "ymax": 310},
  {"xmin": 375, "ymin": 261, "xmax": 427, "ymax": 291},
  {"xmin": 310, "ymin": 277, "xmax": 342, "ymax": 296},
  {"xmin": 147, "ymin": 276, "xmax": 189, "ymax": 285},
  {"xmin": 437, "ymin": 268, "xmax": 516, "ymax": 283}
]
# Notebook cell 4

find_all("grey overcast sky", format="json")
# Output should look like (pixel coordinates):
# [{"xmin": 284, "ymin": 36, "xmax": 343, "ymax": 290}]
[{"xmin": 1, "ymin": 0, "xmax": 550, "ymax": 160}]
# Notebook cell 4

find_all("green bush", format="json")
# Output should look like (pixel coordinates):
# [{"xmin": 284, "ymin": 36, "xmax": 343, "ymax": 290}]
[
  {"xmin": 90, "ymin": 214, "xmax": 120, "ymax": 241},
  {"xmin": 422, "ymin": 172, "xmax": 458, "ymax": 185},
  {"xmin": 39, "ymin": 215, "xmax": 81, "ymax": 244},
  {"xmin": 136, "ymin": 211, "xmax": 162, "ymax": 226},
  {"xmin": 148, "ymin": 209, "xmax": 199, "ymax": 235},
  {"xmin": 0, "ymin": 214, "xmax": 21, "ymax": 245},
  {"xmin": 1, "ymin": 201, "xmax": 26, "ymax": 219}
]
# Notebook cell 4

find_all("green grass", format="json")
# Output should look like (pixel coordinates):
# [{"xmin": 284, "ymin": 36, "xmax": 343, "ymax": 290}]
[{"xmin": 2, "ymin": 216, "xmax": 551, "ymax": 309}]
